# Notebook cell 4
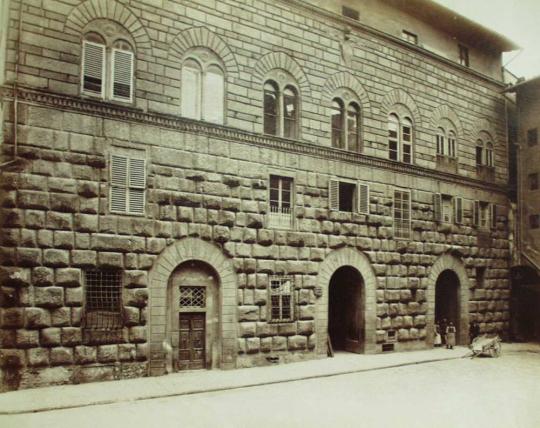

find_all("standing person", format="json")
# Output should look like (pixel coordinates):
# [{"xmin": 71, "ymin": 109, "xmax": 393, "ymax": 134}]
[
  {"xmin": 434, "ymin": 322, "xmax": 442, "ymax": 347},
  {"xmin": 446, "ymin": 321, "xmax": 456, "ymax": 349},
  {"xmin": 440, "ymin": 318, "xmax": 448, "ymax": 346},
  {"xmin": 469, "ymin": 322, "xmax": 480, "ymax": 344}
]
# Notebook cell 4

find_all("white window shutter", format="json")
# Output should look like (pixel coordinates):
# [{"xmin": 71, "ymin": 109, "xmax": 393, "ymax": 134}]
[
  {"xmin": 490, "ymin": 204, "xmax": 497, "ymax": 229},
  {"xmin": 358, "ymin": 183, "xmax": 369, "ymax": 214},
  {"xmin": 82, "ymin": 41, "xmax": 105, "ymax": 97},
  {"xmin": 111, "ymin": 49, "xmax": 134, "ymax": 102},
  {"xmin": 181, "ymin": 63, "xmax": 201, "ymax": 119},
  {"xmin": 473, "ymin": 200, "xmax": 480, "ymax": 227},
  {"xmin": 110, "ymin": 155, "xmax": 128, "ymax": 213},
  {"xmin": 128, "ymin": 158, "xmax": 146, "ymax": 215},
  {"xmin": 203, "ymin": 66, "xmax": 224, "ymax": 124},
  {"xmin": 329, "ymin": 179, "xmax": 339, "ymax": 211},
  {"xmin": 454, "ymin": 197, "xmax": 463, "ymax": 224},
  {"xmin": 433, "ymin": 193, "xmax": 442, "ymax": 222}
]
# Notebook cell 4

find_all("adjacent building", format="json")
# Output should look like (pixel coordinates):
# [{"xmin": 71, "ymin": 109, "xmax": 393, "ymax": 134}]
[{"xmin": 0, "ymin": 0, "xmax": 518, "ymax": 390}]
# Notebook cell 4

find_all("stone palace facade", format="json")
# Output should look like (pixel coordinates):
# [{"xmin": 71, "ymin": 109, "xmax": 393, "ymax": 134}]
[{"xmin": 0, "ymin": 0, "xmax": 517, "ymax": 390}]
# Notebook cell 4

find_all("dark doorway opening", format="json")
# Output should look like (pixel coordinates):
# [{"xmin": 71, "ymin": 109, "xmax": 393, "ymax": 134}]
[
  {"xmin": 435, "ymin": 270, "xmax": 460, "ymax": 342},
  {"xmin": 512, "ymin": 285, "xmax": 540, "ymax": 341},
  {"xmin": 328, "ymin": 266, "xmax": 364, "ymax": 353}
]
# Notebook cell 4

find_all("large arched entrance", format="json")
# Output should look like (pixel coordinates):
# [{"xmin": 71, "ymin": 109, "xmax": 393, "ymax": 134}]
[
  {"xmin": 328, "ymin": 266, "xmax": 365, "ymax": 353},
  {"xmin": 168, "ymin": 261, "xmax": 220, "ymax": 371},
  {"xmin": 435, "ymin": 270, "xmax": 461, "ymax": 342}
]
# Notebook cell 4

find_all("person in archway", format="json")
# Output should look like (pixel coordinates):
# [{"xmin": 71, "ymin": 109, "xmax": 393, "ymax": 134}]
[
  {"xmin": 440, "ymin": 318, "xmax": 448, "ymax": 346},
  {"xmin": 469, "ymin": 322, "xmax": 480, "ymax": 344},
  {"xmin": 434, "ymin": 322, "xmax": 442, "ymax": 347},
  {"xmin": 445, "ymin": 321, "xmax": 456, "ymax": 349}
]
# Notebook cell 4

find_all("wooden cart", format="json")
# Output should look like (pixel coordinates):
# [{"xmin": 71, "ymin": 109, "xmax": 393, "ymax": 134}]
[{"xmin": 469, "ymin": 334, "xmax": 502, "ymax": 358}]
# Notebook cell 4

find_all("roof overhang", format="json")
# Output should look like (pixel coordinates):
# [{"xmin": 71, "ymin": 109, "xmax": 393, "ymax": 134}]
[
  {"xmin": 504, "ymin": 75, "xmax": 540, "ymax": 93},
  {"xmin": 384, "ymin": 0, "xmax": 520, "ymax": 52}
]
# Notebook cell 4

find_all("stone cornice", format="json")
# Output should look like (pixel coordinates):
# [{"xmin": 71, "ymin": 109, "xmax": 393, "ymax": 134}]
[{"xmin": 1, "ymin": 86, "xmax": 507, "ymax": 194}]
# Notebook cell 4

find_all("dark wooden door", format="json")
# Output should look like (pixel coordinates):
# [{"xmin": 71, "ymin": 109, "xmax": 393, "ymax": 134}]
[{"xmin": 178, "ymin": 313, "xmax": 205, "ymax": 370}]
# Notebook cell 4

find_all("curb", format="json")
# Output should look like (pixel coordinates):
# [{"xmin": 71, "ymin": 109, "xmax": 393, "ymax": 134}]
[{"xmin": 0, "ymin": 353, "xmax": 469, "ymax": 416}]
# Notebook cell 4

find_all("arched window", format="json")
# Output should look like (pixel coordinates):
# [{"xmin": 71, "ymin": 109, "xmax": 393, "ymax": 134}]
[
  {"xmin": 485, "ymin": 142, "xmax": 494, "ymax": 167},
  {"xmin": 331, "ymin": 99, "xmax": 344, "ymax": 149},
  {"xmin": 263, "ymin": 78, "xmax": 299, "ymax": 139},
  {"xmin": 388, "ymin": 114, "xmax": 413, "ymax": 164},
  {"xmin": 447, "ymin": 130, "xmax": 456, "ymax": 158},
  {"xmin": 436, "ymin": 127, "xmax": 445, "ymax": 155},
  {"xmin": 476, "ymin": 140, "xmax": 484, "ymax": 166},
  {"xmin": 347, "ymin": 102, "xmax": 360, "ymax": 153},
  {"xmin": 181, "ymin": 50, "xmax": 225, "ymax": 124},
  {"xmin": 81, "ymin": 31, "xmax": 134, "ymax": 103}
]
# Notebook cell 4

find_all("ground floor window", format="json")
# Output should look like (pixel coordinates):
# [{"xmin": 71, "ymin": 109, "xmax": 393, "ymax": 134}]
[{"xmin": 269, "ymin": 276, "xmax": 294, "ymax": 322}]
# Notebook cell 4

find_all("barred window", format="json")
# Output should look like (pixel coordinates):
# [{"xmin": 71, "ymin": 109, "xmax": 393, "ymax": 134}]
[
  {"xmin": 269, "ymin": 277, "xmax": 294, "ymax": 322},
  {"xmin": 179, "ymin": 286, "xmax": 206, "ymax": 308},
  {"xmin": 394, "ymin": 189, "xmax": 411, "ymax": 239},
  {"xmin": 83, "ymin": 269, "xmax": 123, "ymax": 330}
]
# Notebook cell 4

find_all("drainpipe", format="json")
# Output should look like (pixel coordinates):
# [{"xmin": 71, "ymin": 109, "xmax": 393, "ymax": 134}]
[{"xmin": 12, "ymin": 0, "xmax": 24, "ymax": 158}]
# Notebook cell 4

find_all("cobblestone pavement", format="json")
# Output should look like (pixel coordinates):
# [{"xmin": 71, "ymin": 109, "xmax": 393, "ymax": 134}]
[{"xmin": 2, "ymin": 349, "xmax": 540, "ymax": 428}]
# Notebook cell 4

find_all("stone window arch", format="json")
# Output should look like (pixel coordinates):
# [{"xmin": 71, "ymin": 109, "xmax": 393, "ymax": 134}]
[
  {"xmin": 180, "ymin": 47, "xmax": 226, "ymax": 124},
  {"xmin": 81, "ymin": 19, "xmax": 136, "ymax": 103},
  {"xmin": 388, "ymin": 108, "xmax": 413, "ymax": 164},
  {"xmin": 475, "ymin": 131, "xmax": 495, "ymax": 168},
  {"xmin": 435, "ymin": 118, "xmax": 458, "ymax": 158},
  {"xmin": 263, "ymin": 70, "xmax": 300, "ymax": 139},
  {"xmin": 331, "ymin": 87, "xmax": 362, "ymax": 152}
]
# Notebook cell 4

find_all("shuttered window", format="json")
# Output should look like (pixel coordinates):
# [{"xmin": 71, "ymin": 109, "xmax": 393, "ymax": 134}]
[
  {"xmin": 473, "ymin": 200, "xmax": 480, "ymax": 227},
  {"xmin": 82, "ymin": 41, "xmax": 105, "ymax": 97},
  {"xmin": 110, "ymin": 154, "xmax": 146, "ymax": 215},
  {"xmin": 454, "ymin": 197, "xmax": 463, "ymax": 224},
  {"xmin": 111, "ymin": 49, "xmax": 134, "ymax": 102},
  {"xmin": 329, "ymin": 179, "xmax": 340, "ymax": 211},
  {"xmin": 490, "ymin": 204, "xmax": 497, "ymax": 229},
  {"xmin": 433, "ymin": 193, "xmax": 442, "ymax": 222},
  {"xmin": 358, "ymin": 183, "xmax": 369, "ymax": 214}
]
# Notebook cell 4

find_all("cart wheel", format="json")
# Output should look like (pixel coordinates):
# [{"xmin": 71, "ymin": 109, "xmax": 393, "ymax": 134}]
[{"xmin": 493, "ymin": 343, "xmax": 501, "ymax": 357}]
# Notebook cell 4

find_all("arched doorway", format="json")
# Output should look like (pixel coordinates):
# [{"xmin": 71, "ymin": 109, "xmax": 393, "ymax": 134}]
[
  {"xmin": 168, "ymin": 260, "xmax": 220, "ymax": 371},
  {"xmin": 328, "ymin": 266, "xmax": 365, "ymax": 353},
  {"xmin": 435, "ymin": 270, "xmax": 460, "ymax": 343}
]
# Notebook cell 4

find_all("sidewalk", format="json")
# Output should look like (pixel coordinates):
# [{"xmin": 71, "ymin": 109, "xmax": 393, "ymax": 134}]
[{"xmin": 0, "ymin": 346, "xmax": 476, "ymax": 415}]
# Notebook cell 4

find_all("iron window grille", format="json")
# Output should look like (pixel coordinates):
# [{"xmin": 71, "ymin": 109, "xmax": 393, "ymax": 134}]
[
  {"xmin": 179, "ymin": 286, "xmax": 206, "ymax": 309},
  {"xmin": 269, "ymin": 277, "xmax": 294, "ymax": 323},
  {"xmin": 83, "ymin": 269, "xmax": 123, "ymax": 330}
]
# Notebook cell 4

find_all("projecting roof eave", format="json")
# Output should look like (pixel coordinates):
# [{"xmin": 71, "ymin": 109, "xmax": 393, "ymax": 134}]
[
  {"xmin": 385, "ymin": 0, "xmax": 520, "ymax": 52},
  {"xmin": 503, "ymin": 75, "xmax": 540, "ymax": 93}
]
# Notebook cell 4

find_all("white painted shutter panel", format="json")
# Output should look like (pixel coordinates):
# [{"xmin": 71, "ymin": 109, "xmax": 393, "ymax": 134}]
[
  {"xmin": 82, "ymin": 41, "xmax": 105, "ymax": 96},
  {"xmin": 329, "ymin": 179, "xmax": 339, "ymax": 211},
  {"xmin": 110, "ymin": 155, "xmax": 128, "ymax": 213},
  {"xmin": 490, "ymin": 204, "xmax": 497, "ymax": 229},
  {"xmin": 111, "ymin": 49, "xmax": 134, "ymax": 102},
  {"xmin": 454, "ymin": 197, "xmax": 463, "ymax": 224},
  {"xmin": 433, "ymin": 193, "xmax": 442, "ymax": 222},
  {"xmin": 473, "ymin": 200, "xmax": 480, "ymax": 227},
  {"xmin": 358, "ymin": 183, "xmax": 369, "ymax": 214},
  {"xmin": 128, "ymin": 158, "xmax": 146, "ymax": 215},
  {"xmin": 181, "ymin": 64, "xmax": 201, "ymax": 119}
]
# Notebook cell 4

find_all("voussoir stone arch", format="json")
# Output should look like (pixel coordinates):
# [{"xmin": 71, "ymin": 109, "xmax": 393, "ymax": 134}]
[
  {"xmin": 252, "ymin": 51, "xmax": 311, "ymax": 97},
  {"xmin": 426, "ymin": 252, "xmax": 470, "ymax": 345},
  {"xmin": 168, "ymin": 27, "xmax": 239, "ymax": 78},
  {"xmin": 430, "ymin": 104, "xmax": 464, "ymax": 137},
  {"xmin": 322, "ymin": 71, "xmax": 371, "ymax": 112},
  {"xmin": 469, "ymin": 117, "xmax": 498, "ymax": 144},
  {"xmin": 315, "ymin": 247, "xmax": 378, "ymax": 355},
  {"xmin": 380, "ymin": 88, "xmax": 423, "ymax": 126},
  {"xmin": 63, "ymin": 0, "xmax": 152, "ymax": 55},
  {"xmin": 147, "ymin": 237, "xmax": 238, "ymax": 375}
]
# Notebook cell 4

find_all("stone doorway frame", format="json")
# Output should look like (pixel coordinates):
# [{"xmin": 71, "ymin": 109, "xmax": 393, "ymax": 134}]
[
  {"xmin": 427, "ymin": 253, "xmax": 470, "ymax": 346},
  {"xmin": 148, "ymin": 238, "xmax": 237, "ymax": 375},
  {"xmin": 316, "ymin": 248, "xmax": 378, "ymax": 355}
]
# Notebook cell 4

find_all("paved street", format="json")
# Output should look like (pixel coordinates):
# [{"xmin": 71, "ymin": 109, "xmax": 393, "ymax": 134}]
[{"xmin": 2, "ymin": 349, "xmax": 540, "ymax": 428}]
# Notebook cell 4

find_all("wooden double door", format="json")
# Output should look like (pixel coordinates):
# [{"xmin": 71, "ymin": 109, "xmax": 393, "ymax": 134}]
[{"xmin": 178, "ymin": 312, "xmax": 206, "ymax": 370}]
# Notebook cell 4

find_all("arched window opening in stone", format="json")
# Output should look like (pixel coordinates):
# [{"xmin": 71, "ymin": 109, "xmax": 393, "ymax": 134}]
[
  {"xmin": 347, "ymin": 102, "xmax": 360, "ymax": 153},
  {"xmin": 331, "ymin": 98, "xmax": 345, "ymax": 149},
  {"xmin": 485, "ymin": 142, "xmax": 494, "ymax": 167},
  {"xmin": 283, "ymin": 85, "xmax": 298, "ymax": 139},
  {"xmin": 181, "ymin": 49, "xmax": 225, "ymax": 124},
  {"xmin": 263, "ymin": 72, "xmax": 300, "ymax": 139},
  {"xmin": 436, "ymin": 127, "xmax": 445, "ymax": 155},
  {"xmin": 476, "ymin": 139, "xmax": 484, "ymax": 166},
  {"xmin": 264, "ymin": 80, "xmax": 279, "ymax": 135},
  {"xmin": 388, "ymin": 113, "xmax": 400, "ymax": 161},
  {"xmin": 81, "ymin": 29, "xmax": 134, "ymax": 103},
  {"xmin": 447, "ymin": 130, "xmax": 456, "ymax": 157},
  {"xmin": 388, "ymin": 113, "xmax": 413, "ymax": 164}
]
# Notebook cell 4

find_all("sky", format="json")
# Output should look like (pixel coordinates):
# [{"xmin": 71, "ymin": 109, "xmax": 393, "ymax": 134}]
[{"xmin": 434, "ymin": 0, "xmax": 540, "ymax": 80}]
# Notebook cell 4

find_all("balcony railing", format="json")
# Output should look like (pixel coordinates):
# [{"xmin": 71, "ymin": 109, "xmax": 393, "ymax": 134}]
[{"xmin": 268, "ymin": 205, "xmax": 293, "ymax": 229}]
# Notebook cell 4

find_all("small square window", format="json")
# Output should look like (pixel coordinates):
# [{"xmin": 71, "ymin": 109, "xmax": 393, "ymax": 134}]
[
  {"xmin": 269, "ymin": 277, "xmax": 294, "ymax": 323},
  {"xmin": 342, "ymin": 6, "xmax": 359, "ymax": 20},
  {"xmin": 458, "ymin": 44, "xmax": 469, "ymax": 67},
  {"xmin": 530, "ymin": 214, "xmax": 540, "ymax": 229},
  {"xmin": 402, "ymin": 30, "xmax": 418, "ymax": 45},
  {"xmin": 529, "ymin": 173, "xmax": 539, "ymax": 190},
  {"xmin": 528, "ymin": 128, "xmax": 538, "ymax": 146}
]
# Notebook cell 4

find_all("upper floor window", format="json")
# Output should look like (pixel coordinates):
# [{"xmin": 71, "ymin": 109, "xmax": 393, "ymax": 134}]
[
  {"xmin": 476, "ymin": 137, "xmax": 494, "ymax": 168},
  {"xmin": 331, "ymin": 98, "xmax": 361, "ymax": 152},
  {"xmin": 388, "ymin": 114, "xmax": 413, "ymax": 164},
  {"xmin": 402, "ymin": 30, "xmax": 418, "ymax": 45},
  {"xmin": 528, "ymin": 128, "xmax": 538, "ymax": 146},
  {"xmin": 82, "ymin": 32, "xmax": 134, "ymax": 103},
  {"xmin": 473, "ymin": 201, "xmax": 495, "ymax": 230},
  {"xmin": 268, "ymin": 175, "xmax": 294, "ymax": 229},
  {"xmin": 181, "ymin": 49, "xmax": 225, "ymax": 124},
  {"xmin": 458, "ymin": 44, "xmax": 469, "ymax": 67},
  {"xmin": 264, "ymin": 79, "xmax": 299, "ymax": 139},
  {"xmin": 110, "ymin": 151, "xmax": 147, "ymax": 215},
  {"xmin": 329, "ymin": 179, "xmax": 369, "ymax": 214}
]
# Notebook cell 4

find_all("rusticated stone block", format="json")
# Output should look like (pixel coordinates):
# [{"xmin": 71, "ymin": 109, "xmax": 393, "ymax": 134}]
[
  {"xmin": 278, "ymin": 323, "xmax": 296, "ymax": 336},
  {"xmin": 239, "ymin": 322, "xmax": 256, "ymax": 337},
  {"xmin": 413, "ymin": 315, "xmax": 426, "ymax": 327},
  {"xmin": 71, "ymin": 250, "xmax": 97, "ymax": 266},
  {"xmin": 51, "ymin": 307, "xmax": 70, "ymax": 326},
  {"xmin": 25, "ymin": 307, "xmax": 51, "ymax": 328},
  {"xmin": 25, "ymin": 210, "xmax": 46, "ymax": 229},
  {"xmin": 97, "ymin": 252, "xmax": 123, "ymax": 268},
  {"xmin": 118, "ymin": 343, "xmax": 136, "ymax": 361},
  {"xmin": 65, "ymin": 287, "xmax": 83, "ymax": 306},
  {"xmin": 61, "ymin": 327, "xmax": 82, "ymax": 346},
  {"xmin": 260, "ymin": 337, "xmax": 272, "ymax": 352},
  {"xmin": 124, "ymin": 270, "xmax": 148, "ymax": 288},
  {"xmin": 307, "ymin": 334, "xmax": 317, "ymax": 350},
  {"xmin": 403, "ymin": 316, "xmax": 413, "ymax": 328},
  {"xmin": 27, "ymin": 347, "xmax": 50, "ymax": 367},
  {"xmin": 129, "ymin": 326, "xmax": 146, "ymax": 343},
  {"xmin": 238, "ymin": 306, "xmax": 259, "ymax": 322},
  {"xmin": 50, "ymin": 347, "xmax": 74, "ymax": 366},
  {"xmin": 123, "ymin": 307, "xmax": 140, "ymax": 326},
  {"xmin": 34, "ymin": 287, "xmax": 64, "ymax": 308},
  {"xmin": 15, "ymin": 329, "xmax": 39, "ymax": 348},
  {"xmin": 298, "ymin": 305, "xmax": 315, "ymax": 320},
  {"xmin": 297, "ymin": 320, "xmax": 314, "ymax": 336},
  {"xmin": 17, "ymin": 248, "xmax": 42, "ymax": 267},
  {"xmin": 288, "ymin": 335, "xmax": 307, "ymax": 350},
  {"xmin": 46, "ymin": 212, "xmax": 72, "ymax": 230},
  {"xmin": 213, "ymin": 225, "xmax": 230, "ymax": 243},
  {"xmin": 125, "ymin": 288, "xmax": 148, "ymax": 308},
  {"xmin": 74, "ymin": 214, "xmax": 98, "ymax": 232},
  {"xmin": 97, "ymin": 345, "xmax": 118, "ymax": 363},
  {"xmin": 18, "ymin": 190, "xmax": 49, "ymax": 210},
  {"xmin": 74, "ymin": 346, "xmax": 97, "ymax": 364},
  {"xmin": 136, "ymin": 343, "xmax": 148, "ymax": 360},
  {"xmin": 256, "ymin": 322, "xmax": 277, "ymax": 338},
  {"xmin": 56, "ymin": 268, "xmax": 82, "ymax": 287},
  {"xmin": 0, "ymin": 267, "xmax": 31, "ymax": 287},
  {"xmin": 43, "ymin": 249, "xmax": 70, "ymax": 267},
  {"xmin": 246, "ymin": 213, "xmax": 263, "ymax": 228},
  {"xmin": 398, "ymin": 328, "xmax": 410, "ymax": 341},
  {"xmin": 41, "ymin": 327, "xmax": 61, "ymax": 347},
  {"xmin": 272, "ymin": 336, "xmax": 287, "ymax": 351},
  {"xmin": 1, "ymin": 308, "xmax": 25, "ymax": 328},
  {"xmin": 246, "ymin": 337, "xmax": 260, "ymax": 353}
]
